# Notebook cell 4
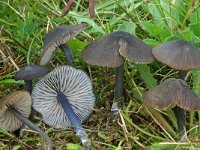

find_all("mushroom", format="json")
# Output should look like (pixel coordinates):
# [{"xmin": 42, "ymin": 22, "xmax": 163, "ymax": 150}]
[
  {"xmin": 0, "ymin": 90, "xmax": 52, "ymax": 149},
  {"xmin": 143, "ymin": 78, "xmax": 200, "ymax": 110},
  {"xmin": 82, "ymin": 31, "xmax": 154, "ymax": 112},
  {"xmin": 40, "ymin": 24, "xmax": 86, "ymax": 66},
  {"xmin": 61, "ymin": 0, "xmax": 95, "ymax": 18},
  {"xmin": 143, "ymin": 78, "xmax": 200, "ymax": 140},
  {"xmin": 15, "ymin": 64, "xmax": 48, "ymax": 93},
  {"xmin": 152, "ymin": 40, "xmax": 200, "ymax": 71},
  {"xmin": 152, "ymin": 40, "xmax": 200, "ymax": 140},
  {"xmin": 32, "ymin": 66, "xmax": 95, "ymax": 148}
]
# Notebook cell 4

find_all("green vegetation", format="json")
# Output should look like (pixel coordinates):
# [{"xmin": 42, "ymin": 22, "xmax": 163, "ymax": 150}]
[{"xmin": 1, "ymin": 0, "xmax": 200, "ymax": 149}]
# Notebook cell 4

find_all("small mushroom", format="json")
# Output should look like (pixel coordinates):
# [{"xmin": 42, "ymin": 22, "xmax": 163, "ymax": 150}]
[
  {"xmin": 152, "ymin": 40, "xmax": 200, "ymax": 71},
  {"xmin": 152, "ymin": 40, "xmax": 200, "ymax": 141},
  {"xmin": 143, "ymin": 78, "xmax": 200, "ymax": 141},
  {"xmin": 15, "ymin": 65, "xmax": 48, "ymax": 93},
  {"xmin": 143, "ymin": 78, "xmax": 200, "ymax": 110},
  {"xmin": 40, "ymin": 24, "xmax": 86, "ymax": 66},
  {"xmin": 82, "ymin": 31, "xmax": 154, "ymax": 112},
  {"xmin": 32, "ymin": 66, "xmax": 95, "ymax": 148},
  {"xmin": 0, "ymin": 91, "xmax": 52, "ymax": 149}
]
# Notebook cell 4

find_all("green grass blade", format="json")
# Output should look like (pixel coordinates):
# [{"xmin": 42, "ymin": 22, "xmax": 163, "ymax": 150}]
[
  {"xmin": 121, "ymin": 111, "xmax": 165, "ymax": 141},
  {"xmin": 135, "ymin": 64, "xmax": 157, "ymax": 90},
  {"xmin": 12, "ymin": 145, "xmax": 21, "ymax": 150},
  {"xmin": 191, "ymin": 70, "xmax": 200, "ymax": 130},
  {"xmin": 0, "ymin": 128, "xmax": 14, "ymax": 138},
  {"xmin": 150, "ymin": 0, "xmax": 169, "ymax": 29},
  {"xmin": 192, "ymin": 70, "xmax": 200, "ymax": 96},
  {"xmin": 0, "ymin": 79, "xmax": 24, "ymax": 84},
  {"xmin": 27, "ymin": 37, "xmax": 35, "ymax": 65},
  {"xmin": 146, "ymin": 107, "xmax": 177, "ymax": 138}
]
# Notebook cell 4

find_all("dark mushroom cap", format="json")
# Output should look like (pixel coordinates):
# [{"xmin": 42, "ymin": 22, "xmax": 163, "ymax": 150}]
[
  {"xmin": 40, "ymin": 24, "xmax": 86, "ymax": 65},
  {"xmin": 15, "ymin": 65, "xmax": 48, "ymax": 80},
  {"xmin": 82, "ymin": 31, "xmax": 154, "ymax": 67},
  {"xmin": 143, "ymin": 78, "xmax": 200, "ymax": 110},
  {"xmin": 0, "ymin": 91, "xmax": 31, "ymax": 131},
  {"xmin": 32, "ymin": 66, "xmax": 95, "ymax": 129},
  {"xmin": 152, "ymin": 40, "xmax": 200, "ymax": 70},
  {"xmin": 118, "ymin": 32, "xmax": 154, "ymax": 64}
]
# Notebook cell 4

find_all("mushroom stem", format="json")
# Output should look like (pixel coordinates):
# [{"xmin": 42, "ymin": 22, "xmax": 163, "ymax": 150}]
[
  {"xmin": 9, "ymin": 107, "xmax": 53, "ymax": 150},
  {"xmin": 57, "ymin": 91, "xmax": 91, "ymax": 148},
  {"xmin": 111, "ymin": 64, "xmax": 124, "ymax": 112},
  {"xmin": 173, "ymin": 106, "xmax": 186, "ymax": 141},
  {"xmin": 178, "ymin": 71, "xmax": 187, "ymax": 80},
  {"xmin": 24, "ymin": 80, "xmax": 32, "ymax": 94},
  {"xmin": 173, "ymin": 70, "xmax": 187, "ymax": 141},
  {"xmin": 59, "ymin": 44, "xmax": 73, "ymax": 66}
]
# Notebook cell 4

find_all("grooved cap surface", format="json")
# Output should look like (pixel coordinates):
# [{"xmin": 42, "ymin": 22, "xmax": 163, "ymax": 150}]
[
  {"xmin": 82, "ymin": 31, "xmax": 154, "ymax": 67},
  {"xmin": 143, "ymin": 78, "xmax": 200, "ymax": 110},
  {"xmin": 40, "ymin": 24, "xmax": 86, "ymax": 65},
  {"xmin": 152, "ymin": 40, "xmax": 200, "ymax": 70},
  {"xmin": 0, "ymin": 91, "xmax": 32, "ymax": 131},
  {"xmin": 32, "ymin": 66, "xmax": 95, "ymax": 129}
]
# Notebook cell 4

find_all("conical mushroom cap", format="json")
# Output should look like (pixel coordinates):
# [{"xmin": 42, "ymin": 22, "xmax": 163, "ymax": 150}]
[
  {"xmin": 82, "ymin": 31, "xmax": 154, "ymax": 67},
  {"xmin": 40, "ymin": 24, "xmax": 86, "ymax": 65},
  {"xmin": 143, "ymin": 78, "xmax": 200, "ymax": 110},
  {"xmin": 15, "ymin": 65, "xmax": 48, "ymax": 80},
  {"xmin": 0, "ymin": 91, "xmax": 32, "ymax": 131},
  {"xmin": 118, "ymin": 32, "xmax": 154, "ymax": 64},
  {"xmin": 143, "ymin": 78, "xmax": 177, "ymax": 109},
  {"xmin": 82, "ymin": 31, "xmax": 124, "ymax": 67},
  {"xmin": 32, "ymin": 66, "xmax": 95, "ymax": 129},
  {"xmin": 152, "ymin": 40, "xmax": 200, "ymax": 70},
  {"xmin": 177, "ymin": 80, "xmax": 200, "ymax": 110}
]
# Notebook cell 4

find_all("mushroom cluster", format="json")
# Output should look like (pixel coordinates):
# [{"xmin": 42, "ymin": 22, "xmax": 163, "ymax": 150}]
[
  {"xmin": 0, "ymin": 24, "xmax": 96, "ymax": 149},
  {"xmin": 143, "ymin": 40, "xmax": 200, "ymax": 141},
  {"xmin": 81, "ymin": 32, "xmax": 200, "ymax": 141},
  {"xmin": 3, "ymin": 21, "xmax": 200, "ymax": 149},
  {"xmin": 35, "ymin": 24, "xmax": 95, "ymax": 148}
]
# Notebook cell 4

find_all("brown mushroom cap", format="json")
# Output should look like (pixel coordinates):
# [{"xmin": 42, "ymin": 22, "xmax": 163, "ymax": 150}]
[
  {"xmin": 143, "ymin": 78, "xmax": 200, "ymax": 110},
  {"xmin": 118, "ymin": 32, "xmax": 154, "ymax": 64},
  {"xmin": 82, "ymin": 31, "xmax": 124, "ymax": 67},
  {"xmin": 0, "ymin": 91, "xmax": 31, "ymax": 131},
  {"xmin": 82, "ymin": 31, "xmax": 154, "ymax": 67},
  {"xmin": 152, "ymin": 40, "xmax": 200, "ymax": 70},
  {"xmin": 40, "ymin": 24, "xmax": 86, "ymax": 65}
]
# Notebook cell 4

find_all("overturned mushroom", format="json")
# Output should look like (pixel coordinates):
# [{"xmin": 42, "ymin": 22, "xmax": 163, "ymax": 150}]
[
  {"xmin": 32, "ymin": 66, "xmax": 95, "ymax": 148},
  {"xmin": 0, "ymin": 91, "xmax": 52, "ymax": 149},
  {"xmin": 82, "ymin": 31, "xmax": 154, "ymax": 112},
  {"xmin": 40, "ymin": 24, "xmax": 86, "ymax": 66},
  {"xmin": 152, "ymin": 40, "xmax": 200, "ymax": 140}
]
